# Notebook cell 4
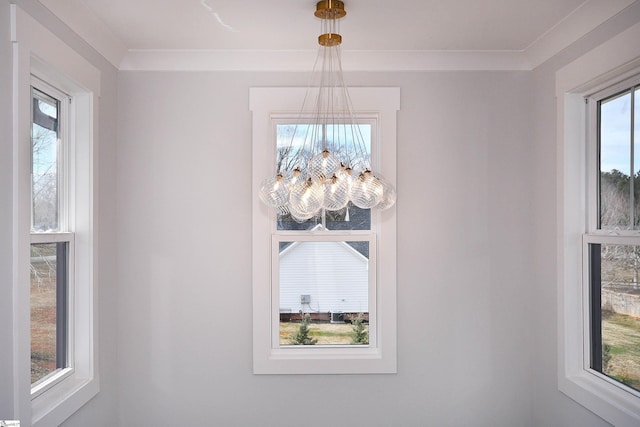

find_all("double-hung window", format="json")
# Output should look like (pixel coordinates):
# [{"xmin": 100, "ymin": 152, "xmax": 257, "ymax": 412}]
[
  {"xmin": 557, "ymin": 22, "xmax": 640, "ymax": 422},
  {"xmin": 251, "ymin": 87, "xmax": 398, "ymax": 374},
  {"xmin": 12, "ymin": 5, "xmax": 100, "ymax": 425},
  {"xmin": 29, "ymin": 80, "xmax": 73, "ymax": 395},
  {"xmin": 585, "ymin": 77, "xmax": 640, "ymax": 394},
  {"xmin": 273, "ymin": 119, "xmax": 377, "ymax": 347}
]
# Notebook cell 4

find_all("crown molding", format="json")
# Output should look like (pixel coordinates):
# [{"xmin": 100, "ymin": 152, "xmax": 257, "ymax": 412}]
[
  {"xmin": 37, "ymin": 0, "xmax": 638, "ymax": 72},
  {"xmin": 118, "ymin": 49, "xmax": 530, "ymax": 72},
  {"xmin": 37, "ymin": 0, "xmax": 128, "ymax": 67},
  {"xmin": 525, "ymin": 0, "xmax": 636, "ymax": 69}
]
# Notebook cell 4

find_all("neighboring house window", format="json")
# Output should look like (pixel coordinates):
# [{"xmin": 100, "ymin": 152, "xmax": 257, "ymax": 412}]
[
  {"xmin": 30, "ymin": 80, "xmax": 72, "ymax": 393},
  {"xmin": 557, "ymin": 23, "xmax": 640, "ymax": 425},
  {"xmin": 251, "ymin": 87, "xmax": 398, "ymax": 374},
  {"xmin": 586, "ymin": 79, "xmax": 640, "ymax": 394}
]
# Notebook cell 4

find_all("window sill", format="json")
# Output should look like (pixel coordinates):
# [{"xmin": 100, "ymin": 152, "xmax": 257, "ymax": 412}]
[
  {"xmin": 254, "ymin": 346, "xmax": 395, "ymax": 375},
  {"xmin": 32, "ymin": 374, "xmax": 98, "ymax": 427},
  {"xmin": 559, "ymin": 369, "xmax": 640, "ymax": 426},
  {"xmin": 31, "ymin": 368, "xmax": 74, "ymax": 400}
]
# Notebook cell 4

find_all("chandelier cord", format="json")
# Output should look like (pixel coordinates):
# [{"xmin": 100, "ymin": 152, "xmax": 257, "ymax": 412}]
[{"xmin": 258, "ymin": 0, "xmax": 396, "ymax": 219}]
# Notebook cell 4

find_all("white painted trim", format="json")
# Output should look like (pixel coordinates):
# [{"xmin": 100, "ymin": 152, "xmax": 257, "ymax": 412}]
[
  {"xmin": 251, "ymin": 87, "xmax": 398, "ymax": 374},
  {"xmin": 40, "ymin": 0, "xmax": 634, "ymax": 71},
  {"xmin": 37, "ymin": 0, "xmax": 636, "ymax": 71},
  {"xmin": 272, "ymin": 232, "xmax": 377, "ymax": 350},
  {"xmin": 556, "ymin": 19, "xmax": 640, "ymax": 427},
  {"xmin": 37, "ymin": 0, "xmax": 128, "ymax": 67},
  {"xmin": 115, "ymin": 0, "xmax": 638, "ymax": 72},
  {"xmin": 12, "ymin": 4, "xmax": 100, "ymax": 426},
  {"xmin": 526, "ymin": 0, "xmax": 636, "ymax": 69},
  {"xmin": 119, "ymin": 49, "xmax": 531, "ymax": 71}
]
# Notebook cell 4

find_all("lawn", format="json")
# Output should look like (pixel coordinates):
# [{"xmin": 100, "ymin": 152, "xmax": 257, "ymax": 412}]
[
  {"xmin": 279, "ymin": 322, "xmax": 366, "ymax": 345},
  {"xmin": 603, "ymin": 311, "xmax": 640, "ymax": 391},
  {"xmin": 30, "ymin": 245, "xmax": 58, "ymax": 385},
  {"xmin": 31, "ymin": 276, "xmax": 57, "ymax": 384}
]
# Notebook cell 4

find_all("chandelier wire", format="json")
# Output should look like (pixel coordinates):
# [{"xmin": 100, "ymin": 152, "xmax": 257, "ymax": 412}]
[{"xmin": 258, "ymin": 0, "xmax": 396, "ymax": 221}]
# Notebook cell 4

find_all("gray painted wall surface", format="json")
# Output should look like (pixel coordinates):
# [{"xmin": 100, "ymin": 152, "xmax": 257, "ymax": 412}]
[
  {"xmin": 1, "ymin": 1, "xmax": 640, "ymax": 426},
  {"xmin": 115, "ymin": 69, "xmax": 534, "ymax": 426},
  {"xmin": 0, "ymin": 0, "xmax": 15, "ymax": 417}
]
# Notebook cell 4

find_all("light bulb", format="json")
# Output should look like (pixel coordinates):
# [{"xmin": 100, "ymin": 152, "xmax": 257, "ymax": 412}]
[
  {"xmin": 308, "ymin": 149, "xmax": 340, "ymax": 182},
  {"xmin": 259, "ymin": 174, "xmax": 289, "ymax": 207},
  {"xmin": 289, "ymin": 178, "xmax": 324, "ymax": 217},
  {"xmin": 283, "ymin": 167, "xmax": 303, "ymax": 191},
  {"xmin": 289, "ymin": 204, "xmax": 315, "ymax": 223},
  {"xmin": 323, "ymin": 174, "xmax": 350, "ymax": 211},
  {"xmin": 377, "ymin": 179, "xmax": 397, "ymax": 210},
  {"xmin": 350, "ymin": 170, "xmax": 383, "ymax": 209}
]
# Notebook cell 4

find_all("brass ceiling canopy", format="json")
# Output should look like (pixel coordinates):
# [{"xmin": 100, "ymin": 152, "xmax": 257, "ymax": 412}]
[
  {"xmin": 318, "ymin": 33, "xmax": 342, "ymax": 47},
  {"xmin": 315, "ymin": 0, "xmax": 345, "ymax": 47},
  {"xmin": 314, "ymin": 0, "xmax": 346, "ymax": 19}
]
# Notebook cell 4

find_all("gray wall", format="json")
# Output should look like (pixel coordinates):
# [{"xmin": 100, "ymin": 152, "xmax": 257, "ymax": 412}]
[
  {"xmin": 115, "ymin": 69, "xmax": 534, "ymax": 426},
  {"xmin": 2, "ymin": 1, "xmax": 640, "ymax": 426},
  {"xmin": 0, "ymin": 0, "xmax": 15, "ymax": 417}
]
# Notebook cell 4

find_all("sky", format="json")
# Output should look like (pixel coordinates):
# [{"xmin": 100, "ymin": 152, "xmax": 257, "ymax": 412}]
[{"xmin": 600, "ymin": 88, "xmax": 639, "ymax": 175}]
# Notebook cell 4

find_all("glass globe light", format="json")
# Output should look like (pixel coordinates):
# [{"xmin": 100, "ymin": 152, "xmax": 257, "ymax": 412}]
[
  {"xmin": 276, "ymin": 204, "xmax": 290, "ymax": 216},
  {"xmin": 350, "ymin": 170, "xmax": 383, "ymax": 209},
  {"xmin": 289, "ymin": 178, "xmax": 324, "ymax": 217},
  {"xmin": 336, "ymin": 165, "xmax": 355, "ymax": 190},
  {"xmin": 259, "ymin": 174, "xmax": 289, "ymax": 207},
  {"xmin": 377, "ymin": 179, "xmax": 397, "ymax": 210},
  {"xmin": 283, "ymin": 167, "xmax": 304, "ymax": 191},
  {"xmin": 323, "ymin": 174, "xmax": 350, "ymax": 211},
  {"xmin": 308, "ymin": 149, "xmax": 340, "ymax": 182},
  {"xmin": 288, "ymin": 204, "xmax": 316, "ymax": 223}
]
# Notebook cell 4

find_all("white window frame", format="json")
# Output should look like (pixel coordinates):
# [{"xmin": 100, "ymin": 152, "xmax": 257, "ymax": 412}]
[
  {"xmin": 557, "ymin": 21, "xmax": 640, "ymax": 426},
  {"xmin": 272, "ymin": 231, "xmax": 377, "ymax": 349},
  {"xmin": 30, "ymin": 77, "xmax": 75, "ymax": 398},
  {"xmin": 12, "ymin": 5, "xmax": 100, "ymax": 426},
  {"xmin": 251, "ymin": 87, "xmax": 398, "ymax": 374}
]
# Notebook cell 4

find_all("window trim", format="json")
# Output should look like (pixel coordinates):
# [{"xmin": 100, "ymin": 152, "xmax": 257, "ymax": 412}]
[
  {"xmin": 30, "ymin": 79, "xmax": 69, "ymax": 233},
  {"xmin": 12, "ymin": 5, "xmax": 100, "ymax": 426},
  {"xmin": 272, "ymin": 230, "xmax": 377, "ymax": 349},
  {"xmin": 29, "ymin": 237, "xmax": 75, "ymax": 400},
  {"xmin": 29, "ymin": 78, "xmax": 75, "ymax": 398},
  {"xmin": 557, "ymin": 20, "xmax": 640, "ymax": 426},
  {"xmin": 251, "ymin": 86, "xmax": 399, "ymax": 374}
]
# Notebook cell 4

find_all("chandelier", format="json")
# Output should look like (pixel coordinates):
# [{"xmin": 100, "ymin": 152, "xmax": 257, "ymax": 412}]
[{"xmin": 258, "ymin": 0, "xmax": 396, "ymax": 222}]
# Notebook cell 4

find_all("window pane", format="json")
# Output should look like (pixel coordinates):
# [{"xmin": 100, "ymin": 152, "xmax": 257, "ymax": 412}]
[
  {"xmin": 635, "ymin": 88, "xmax": 640, "ymax": 228},
  {"xmin": 31, "ymin": 88, "xmax": 60, "ymax": 232},
  {"xmin": 275, "ymin": 123, "xmax": 372, "ymax": 231},
  {"xmin": 279, "ymin": 240, "xmax": 369, "ymax": 346},
  {"xmin": 591, "ymin": 243, "xmax": 640, "ymax": 392},
  {"xmin": 31, "ymin": 242, "xmax": 67, "ymax": 384},
  {"xmin": 600, "ymin": 92, "xmax": 633, "ymax": 230}
]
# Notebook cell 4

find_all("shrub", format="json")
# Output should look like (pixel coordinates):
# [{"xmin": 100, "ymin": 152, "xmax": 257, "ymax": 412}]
[
  {"xmin": 350, "ymin": 313, "xmax": 369, "ymax": 345},
  {"xmin": 603, "ymin": 343, "xmax": 612, "ymax": 372},
  {"xmin": 290, "ymin": 313, "xmax": 318, "ymax": 345}
]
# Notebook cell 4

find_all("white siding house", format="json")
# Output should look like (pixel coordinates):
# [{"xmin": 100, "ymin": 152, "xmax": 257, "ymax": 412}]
[{"xmin": 279, "ymin": 240, "xmax": 368, "ymax": 316}]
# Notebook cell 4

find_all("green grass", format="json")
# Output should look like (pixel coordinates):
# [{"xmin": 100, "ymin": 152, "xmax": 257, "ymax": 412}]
[
  {"xmin": 279, "ymin": 322, "xmax": 368, "ymax": 345},
  {"xmin": 310, "ymin": 330, "xmax": 352, "ymax": 337},
  {"xmin": 602, "ymin": 311, "xmax": 640, "ymax": 391},
  {"xmin": 607, "ymin": 345, "xmax": 625, "ymax": 355}
]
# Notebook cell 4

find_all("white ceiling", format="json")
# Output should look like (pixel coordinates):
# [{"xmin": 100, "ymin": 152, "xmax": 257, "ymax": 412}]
[{"xmin": 37, "ymin": 0, "xmax": 637, "ymax": 70}]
